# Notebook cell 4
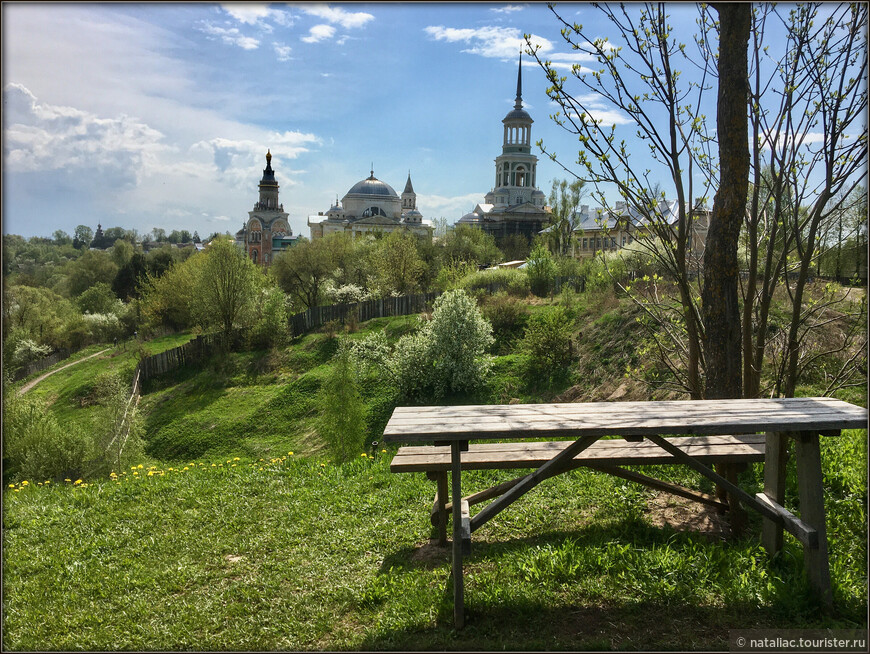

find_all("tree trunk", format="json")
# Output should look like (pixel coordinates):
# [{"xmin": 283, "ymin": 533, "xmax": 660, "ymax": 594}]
[{"xmin": 703, "ymin": 4, "xmax": 751, "ymax": 400}]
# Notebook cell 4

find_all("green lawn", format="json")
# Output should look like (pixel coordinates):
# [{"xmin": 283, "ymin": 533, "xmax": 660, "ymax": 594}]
[{"xmin": 3, "ymin": 437, "xmax": 865, "ymax": 651}]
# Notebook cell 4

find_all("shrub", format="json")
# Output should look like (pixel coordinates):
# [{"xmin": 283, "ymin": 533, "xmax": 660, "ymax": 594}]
[
  {"xmin": 481, "ymin": 292, "xmax": 530, "ymax": 350},
  {"xmin": 521, "ymin": 306, "xmax": 575, "ymax": 373},
  {"xmin": 3, "ymin": 392, "xmax": 92, "ymax": 481},
  {"xmin": 317, "ymin": 341, "xmax": 367, "ymax": 463},
  {"xmin": 81, "ymin": 312, "xmax": 124, "ymax": 343},
  {"xmin": 250, "ymin": 286, "xmax": 290, "ymax": 350},
  {"xmin": 434, "ymin": 260, "xmax": 478, "ymax": 292},
  {"xmin": 6, "ymin": 335, "xmax": 52, "ymax": 372},
  {"xmin": 457, "ymin": 267, "xmax": 530, "ymax": 297},
  {"xmin": 526, "ymin": 244, "xmax": 557, "ymax": 297}
]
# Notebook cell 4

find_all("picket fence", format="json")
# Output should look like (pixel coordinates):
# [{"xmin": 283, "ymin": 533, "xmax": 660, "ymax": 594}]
[
  {"xmin": 286, "ymin": 276, "xmax": 584, "ymax": 337},
  {"xmin": 12, "ymin": 348, "xmax": 75, "ymax": 382}
]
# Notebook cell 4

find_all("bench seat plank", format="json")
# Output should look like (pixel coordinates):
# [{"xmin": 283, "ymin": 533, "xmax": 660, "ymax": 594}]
[{"xmin": 391, "ymin": 434, "xmax": 766, "ymax": 472}]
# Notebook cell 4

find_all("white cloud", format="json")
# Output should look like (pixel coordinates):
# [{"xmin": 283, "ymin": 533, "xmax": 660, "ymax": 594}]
[
  {"xmin": 491, "ymin": 5, "xmax": 526, "ymax": 13},
  {"xmin": 274, "ymin": 42, "xmax": 292, "ymax": 61},
  {"xmin": 300, "ymin": 5, "xmax": 374, "ymax": 29},
  {"xmin": 423, "ymin": 25, "xmax": 552, "ymax": 60},
  {"xmin": 301, "ymin": 24, "xmax": 336, "ymax": 43},
  {"xmin": 3, "ymin": 83, "xmax": 172, "ymax": 187},
  {"xmin": 220, "ymin": 4, "xmax": 295, "ymax": 29},
  {"xmin": 418, "ymin": 192, "xmax": 484, "ymax": 220},
  {"xmin": 220, "ymin": 4, "xmax": 274, "ymax": 24},
  {"xmin": 199, "ymin": 22, "xmax": 259, "ymax": 50}
]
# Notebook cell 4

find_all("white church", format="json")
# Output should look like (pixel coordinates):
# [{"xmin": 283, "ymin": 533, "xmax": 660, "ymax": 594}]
[{"xmin": 308, "ymin": 170, "xmax": 433, "ymax": 240}]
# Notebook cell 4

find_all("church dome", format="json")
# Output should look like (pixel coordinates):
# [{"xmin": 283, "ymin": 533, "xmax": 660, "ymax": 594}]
[
  {"xmin": 503, "ymin": 108, "xmax": 532, "ymax": 122},
  {"xmin": 347, "ymin": 172, "xmax": 399, "ymax": 198}
]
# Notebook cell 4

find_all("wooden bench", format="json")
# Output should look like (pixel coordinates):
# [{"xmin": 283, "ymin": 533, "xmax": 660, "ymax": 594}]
[
  {"xmin": 392, "ymin": 434, "xmax": 767, "ymax": 547},
  {"xmin": 382, "ymin": 397, "xmax": 868, "ymax": 628}
]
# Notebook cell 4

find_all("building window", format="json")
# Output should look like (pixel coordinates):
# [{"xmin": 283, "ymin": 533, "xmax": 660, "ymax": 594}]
[
  {"xmin": 611, "ymin": 237, "xmax": 616, "ymax": 248},
  {"xmin": 582, "ymin": 238, "xmax": 587, "ymax": 249},
  {"xmin": 596, "ymin": 238, "xmax": 601, "ymax": 249}
]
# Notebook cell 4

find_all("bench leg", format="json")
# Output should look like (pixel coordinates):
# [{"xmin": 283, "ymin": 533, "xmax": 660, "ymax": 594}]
[
  {"xmin": 762, "ymin": 431, "xmax": 789, "ymax": 555},
  {"xmin": 450, "ymin": 441, "xmax": 465, "ymax": 629},
  {"xmin": 725, "ymin": 463, "xmax": 748, "ymax": 537},
  {"xmin": 795, "ymin": 432, "xmax": 832, "ymax": 609},
  {"xmin": 432, "ymin": 472, "xmax": 448, "ymax": 546}
]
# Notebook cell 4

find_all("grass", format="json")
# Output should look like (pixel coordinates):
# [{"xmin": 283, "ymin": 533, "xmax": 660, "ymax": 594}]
[
  {"xmin": 3, "ymin": 293, "xmax": 866, "ymax": 650},
  {"xmin": 15, "ymin": 333, "xmax": 195, "ymax": 434},
  {"xmin": 3, "ymin": 444, "xmax": 865, "ymax": 651}
]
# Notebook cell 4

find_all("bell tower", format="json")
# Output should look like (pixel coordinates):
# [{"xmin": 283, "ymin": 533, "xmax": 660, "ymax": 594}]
[{"xmin": 486, "ymin": 54, "xmax": 541, "ymax": 208}]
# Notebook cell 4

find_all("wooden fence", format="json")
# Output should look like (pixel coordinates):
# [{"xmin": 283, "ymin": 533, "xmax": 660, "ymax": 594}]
[
  {"xmin": 287, "ymin": 277, "xmax": 584, "ymax": 337},
  {"xmin": 12, "ymin": 348, "xmax": 75, "ymax": 382},
  {"xmin": 289, "ymin": 292, "xmax": 440, "ymax": 336},
  {"xmin": 136, "ymin": 332, "xmax": 227, "ymax": 384}
]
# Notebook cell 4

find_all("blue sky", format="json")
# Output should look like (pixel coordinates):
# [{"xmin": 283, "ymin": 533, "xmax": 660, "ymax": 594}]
[{"xmin": 0, "ymin": 2, "xmax": 796, "ymax": 240}]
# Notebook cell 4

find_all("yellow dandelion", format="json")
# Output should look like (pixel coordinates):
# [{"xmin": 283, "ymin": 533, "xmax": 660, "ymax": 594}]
[
  {"xmin": 81, "ymin": 483, "xmax": 88, "ymax": 488},
  {"xmin": 259, "ymin": 467, "xmax": 264, "ymax": 471},
  {"xmin": 38, "ymin": 482, "xmax": 43, "ymax": 487},
  {"xmin": 233, "ymin": 457, "xmax": 240, "ymax": 461},
  {"xmin": 21, "ymin": 480, "xmax": 29, "ymax": 486},
  {"xmin": 133, "ymin": 472, "xmax": 139, "ymax": 476},
  {"xmin": 168, "ymin": 468, "xmax": 174, "ymax": 471},
  {"xmin": 65, "ymin": 478, "xmax": 72, "ymax": 482},
  {"xmin": 137, "ymin": 464, "xmax": 144, "ymax": 469},
  {"xmin": 7, "ymin": 483, "xmax": 14, "ymax": 488},
  {"xmin": 320, "ymin": 463, "xmax": 326, "ymax": 467},
  {"xmin": 211, "ymin": 464, "xmax": 216, "ymax": 467},
  {"xmin": 183, "ymin": 467, "xmax": 189, "ymax": 471},
  {"xmin": 288, "ymin": 451, "xmax": 293, "ymax": 456},
  {"xmin": 360, "ymin": 453, "xmax": 367, "ymax": 458},
  {"xmin": 381, "ymin": 449, "xmax": 387, "ymax": 454},
  {"xmin": 74, "ymin": 479, "xmax": 83, "ymax": 485},
  {"xmin": 14, "ymin": 488, "xmax": 20, "ymax": 493},
  {"xmin": 45, "ymin": 480, "xmax": 51, "ymax": 484},
  {"xmin": 231, "ymin": 464, "xmax": 236, "ymax": 468},
  {"xmin": 131, "ymin": 466, "xmax": 137, "ymax": 470}
]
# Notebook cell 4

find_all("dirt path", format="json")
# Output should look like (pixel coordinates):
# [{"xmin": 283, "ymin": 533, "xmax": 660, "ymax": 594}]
[{"xmin": 17, "ymin": 348, "xmax": 112, "ymax": 395}]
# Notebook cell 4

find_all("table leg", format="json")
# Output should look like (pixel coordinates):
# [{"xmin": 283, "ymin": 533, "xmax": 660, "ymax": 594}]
[
  {"xmin": 762, "ymin": 431, "xmax": 789, "ymax": 555},
  {"xmin": 451, "ymin": 441, "xmax": 465, "ymax": 629},
  {"xmin": 795, "ymin": 431, "xmax": 832, "ymax": 608},
  {"xmin": 433, "ymin": 472, "xmax": 448, "ymax": 546}
]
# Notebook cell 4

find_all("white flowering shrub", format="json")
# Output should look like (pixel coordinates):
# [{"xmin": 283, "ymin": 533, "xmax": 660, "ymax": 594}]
[
  {"xmin": 9, "ymin": 337, "xmax": 52, "ymax": 370},
  {"xmin": 426, "ymin": 289, "xmax": 494, "ymax": 398},
  {"xmin": 81, "ymin": 312, "xmax": 123, "ymax": 343},
  {"xmin": 323, "ymin": 281, "xmax": 371, "ymax": 305}
]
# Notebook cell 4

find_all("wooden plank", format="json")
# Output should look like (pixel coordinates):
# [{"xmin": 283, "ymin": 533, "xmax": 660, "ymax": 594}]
[
  {"xmin": 435, "ymin": 472, "xmax": 448, "ymax": 545},
  {"xmin": 795, "ymin": 432, "xmax": 833, "ymax": 608},
  {"xmin": 470, "ymin": 432, "xmax": 602, "ymax": 533},
  {"xmin": 644, "ymin": 434, "xmax": 796, "ymax": 530},
  {"xmin": 450, "ymin": 441, "xmax": 465, "ymax": 629},
  {"xmin": 754, "ymin": 492, "xmax": 818, "ymax": 549},
  {"xmin": 390, "ymin": 435, "xmax": 766, "ymax": 472},
  {"xmin": 460, "ymin": 500, "xmax": 471, "ymax": 556},
  {"xmin": 588, "ymin": 464, "xmax": 728, "ymax": 509},
  {"xmin": 433, "ymin": 474, "xmax": 527, "ymax": 522},
  {"xmin": 762, "ymin": 431, "xmax": 790, "ymax": 555}
]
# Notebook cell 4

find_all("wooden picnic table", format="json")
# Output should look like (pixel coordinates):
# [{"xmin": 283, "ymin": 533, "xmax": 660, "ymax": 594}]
[{"xmin": 382, "ymin": 396, "xmax": 867, "ymax": 628}]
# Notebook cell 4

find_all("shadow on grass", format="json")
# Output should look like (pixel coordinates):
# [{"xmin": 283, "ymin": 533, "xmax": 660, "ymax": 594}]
[{"xmin": 370, "ymin": 518, "xmax": 861, "ymax": 650}]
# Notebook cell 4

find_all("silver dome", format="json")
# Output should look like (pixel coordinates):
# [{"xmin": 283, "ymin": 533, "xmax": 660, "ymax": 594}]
[{"xmin": 347, "ymin": 174, "xmax": 398, "ymax": 198}]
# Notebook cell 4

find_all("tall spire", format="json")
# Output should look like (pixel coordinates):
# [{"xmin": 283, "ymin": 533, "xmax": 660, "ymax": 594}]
[{"xmin": 514, "ymin": 51, "xmax": 523, "ymax": 110}]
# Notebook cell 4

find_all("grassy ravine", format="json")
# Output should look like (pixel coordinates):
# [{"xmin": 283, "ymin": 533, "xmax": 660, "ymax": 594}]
[
  {"xmin": 3, "ymin": 436, "xmax": 866, "ymax": 651},
  {"xmin": 3, "ymin": 295, "xmax": 867, "ymax": 650}
]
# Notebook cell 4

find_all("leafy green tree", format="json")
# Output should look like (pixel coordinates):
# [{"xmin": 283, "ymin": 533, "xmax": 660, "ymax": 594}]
[
  {"xmin": 271, "ymin": 236, "xmax": 335, "ymax": 310},
  {"xmin": 53, "ymin": 230, "xmax": 72, "ymax": 246},
  {"xmin": 548, "ymin": 178, "xmax": 586, "ymax": 257},
  {"xmin": 112, "ymin": 251, "xmax": 147, "ymax": 300},
  {"xmin": 138, "ymin": 255, "xmax": 203, "ymax": 333},
  {"xmin": 370, "ymin": 230, "xmax": 425, "ymax": 296},
  {"xmin": 151, "ymin": 227, "xmax": 167, "ymax": 242},
  {"xmin": 77, "ymin": 282, "xmax": 119, "ymax": 315},
  {"xmin": 194, "ymin": 237, "xmax": 264, "ymax": 344},
  {"xmin": 64, "ymin": 249, "xmax": 118, "ymax": 297},
  {"xmin": 5, "ymin": 285, "xmax": 78, "ymax": 348},
  {"xmin": 439, "ymin": 224, "xmax": 502, "ymax": 267},
  {"xmin": 499, "ymin": 233, "xmax": 531, "ymax": 261},
  {"xmin": 111, "ymin": 239, "xmax": 134, "ymax": 268},
  {"xmin": 145, "ymin": 245, "xmax": 177, "ymax": 278},
  {"xmin": 73, "ymin": 225, "xmax": 94, "ymax": 248},
  {"xmin": 317, "ymin": 341, "xmax": 367, "ymax": 463},
  {"xmin": 525, "ymin": 244, "xmax": 557, "ymax": 297}
]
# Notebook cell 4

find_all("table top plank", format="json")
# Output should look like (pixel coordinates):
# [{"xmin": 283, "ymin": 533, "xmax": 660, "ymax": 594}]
[
  {"xmin": 383, "ymin": 397, "xmax": 867, "ymax": 443},
  {"xmin": 390, "ymin": 434, "xmax": 767, "ymax": 471}
]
